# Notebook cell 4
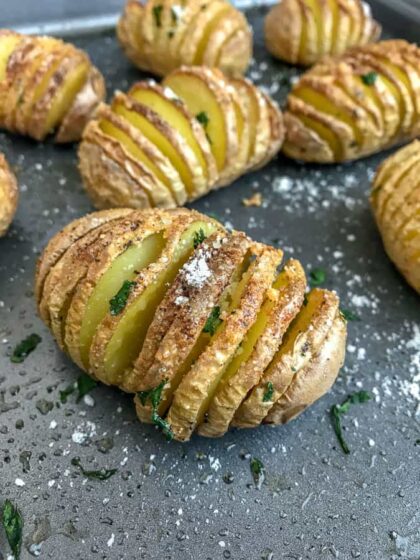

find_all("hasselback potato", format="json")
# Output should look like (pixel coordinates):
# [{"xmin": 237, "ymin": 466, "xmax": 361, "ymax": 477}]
[
  {"xmin": 36, "ymin": 208, "xmax": 347, "ymax": 441},
  {"xmin": 0, "ymin": 153, "xmax": 18, "ymax": 236},
  {"xmin": 282, "ymin": 40, "xmax": 420, "ymax": 163},
  {"xmin": 117, "ymin": 0, "xmax": 252, "ymax": 77},
  {"xmin": 0, "ymin": 30, "xmax": 105, "ymax": 142},
  {"xmin": 79, "ymin": 66, "xmax": 284, "ymax": 210},
  {"xmin": 371, "ymin": 140, "xmax": 420, "ymax": 294},
  {"xmin": 265, "ymin": 0, "xmax": 380, "ymax": 66}
]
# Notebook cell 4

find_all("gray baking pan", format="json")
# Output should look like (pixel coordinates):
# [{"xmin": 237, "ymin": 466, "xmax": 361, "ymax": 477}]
[{"xmin": 1, "ymin": 5, "xmax": 420, "ymax": 560}]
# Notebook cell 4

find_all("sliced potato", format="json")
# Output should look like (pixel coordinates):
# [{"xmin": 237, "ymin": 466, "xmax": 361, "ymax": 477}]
[{"xmin": 0, "ymin": 152, "xmax": 18, "ymax": 237}]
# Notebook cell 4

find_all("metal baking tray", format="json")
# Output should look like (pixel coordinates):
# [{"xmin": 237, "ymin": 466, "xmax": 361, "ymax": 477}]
[{"xmin": 1, "ymin": 5, "xmax": 419, "ymax": 560}]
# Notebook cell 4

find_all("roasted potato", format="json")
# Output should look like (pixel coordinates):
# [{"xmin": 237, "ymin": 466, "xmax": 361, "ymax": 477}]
[
  {"xmin": 36, "ymin": 208, "xmax": 347, "ymax": 441},
  {"xmin": 117, "ymin": 0, "xmax": 252, "ymax": 77},
  {"xmin": 265, "ymin": 0, "xmax": 380, "ymax": 66},
  {"xmin": 0, "ymin": 30, "xmax": 105, "ymax": 142},
  {"xmin": 371, "ymin": 140, "xmax": 420, "ymax": 294},
  {"xmin": 79, "ymin": 66, "xmax": 284, "ymax": 210},
  {"xmin": 282, "ymin": 40, "xmax": 420, "ymax": 163},
  {"xmin": 0, "ymin": 152, "xmax": 18, "ymax": 236}
]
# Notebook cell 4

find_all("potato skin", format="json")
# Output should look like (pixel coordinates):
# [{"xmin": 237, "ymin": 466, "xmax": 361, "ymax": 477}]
[
  {"xmin": 79, "ymin": 66, "xmax": 283, "ymax": 210},
  {"xmin": 0, "ymin": 153, "xmax": 18, "ymax": 237},
  {"xmin": 0, "ymin": 30, "xmax": 105, "ymax": 142},
  {"xmin": 265, "ymin": 0, "xmax": 381, "ymax": 66},
  {"xmin": 371, "ymin": 140, "xmax": 420, "ymax": 294},
  {"xmin": 36, "ymin": 208, "xmax": 347, "ymax": 441},
  {"xmin": 283, "ymin": 40, "xmax": 420, "ymax": 163},
  {"xmin": 117, "ymin": 0, "xmax": 252, "ymax": 78}
]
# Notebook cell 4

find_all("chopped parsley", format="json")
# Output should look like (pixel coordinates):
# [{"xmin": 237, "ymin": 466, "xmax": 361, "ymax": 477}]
[
  {"xmin": 250, "ymin": 457, "xmax": 265, "ymax": 489},
  {"xmin": 59, "ymin": 373, "xmax": 97, "ymax": 404},
  {"xmin": 109, "ymin": 280, "xmax": 136, "ymax": 316},
  {"xmin": 330, "ymin": 390, "xmax": 371, "ymax": 454},
  {"xmin": 309, "ymin": 268, "xmax": 326, "ymax": 288},
  {"xmin": 11, "ymin": 333, "xmax": 42, "ymax": 363},
  {"xmin": 59, "ymin": 383, "xmax": 75, "ymax": 404},
  {"xmin": 2, "ymin": 499, "xmax": 23, "ymax": 559},
  {"xmin": 152, "ymin": 4, "xmax": 163, "ymax": 27},
  {"xmin": 193, "ymin": 228, "xmax": 207, "ymax": 249},
  {"xmin": 71, "ymin": 457, "xmax": 117, "ymax": 480},
  {"xmin": 361, "ymin": 71, "xmax": 378, "ymax": 86},
  {"xmin": 203, "ymin": 306, "xmax": 222, "ymax": 336},
  {"xmin": 340, "ymin": 307, "xmax": 360, "ymax": 322},
  {"xmin": 262, "ymin": 381, "xmax": 274, "ymax": 402},
  {"xmin": 196, "ymin": 111, "xmax": 210, "ymax": 128},
  {"xmin": 138, "ymin": 380, "xmax": 173, "ymax": 441}
]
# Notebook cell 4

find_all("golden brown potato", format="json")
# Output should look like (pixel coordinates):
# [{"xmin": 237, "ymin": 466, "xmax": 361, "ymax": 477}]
[
  {"xmin": 117, "ymin": 0, "xmax": 252, "ymax": 77},
  {"xmin": 265, "ymin": 0, "xmax": 381, "ymax": 66},
  {"xmin": 0, "ymin": 30, "xmax": 105, "ymax": 142},
  {"xmin": 371, "ymin": 140, "xmax": 420, "ymax": 294},
  {"xmin": 79, "ymin": 66, "xmax": 284, "ymax": 210},
  {"xmin": 0, "ymin": 152, "xmax": 18, "ymax": 236},
  {"xmin": 36, "ymin": 208, "xmax": 347, "ymax": 441},
  {"xmin": 282, "ymin": 40, "xmax": 420, "ymax": 163}
]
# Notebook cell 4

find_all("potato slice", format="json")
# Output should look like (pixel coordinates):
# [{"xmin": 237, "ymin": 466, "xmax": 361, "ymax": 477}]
[
  {"xmin": 166, "ymin": 244, "xmax": 283, "ymax": 441},
  {"xmin": 0, "ymin": 31, "xmax": 21, "ymax": 80},
  {"xmin": 297, "ymin": 0, "xmax": 320, "ymax": 65},
  {"xmin": 35, "ymin": 209, "xmax": 134, "ymax": 306},
  {"xmin": 254, "ymin": 91, "xmax": 284, "ymax": 169},
  {"xmin": 265, "ymin": 0, "xmax": 302, "ymax": 65},
  {"xmin": 265, "ymin": 311, "xmax": 346, "ymax": 425},
  {"xmin": 89, "ymin": 216, "xmax": 220, "ymax": 387},
  {"xmin": 65, "ymin": 209, "xmax": 176, "ymax": 370},
  {"xmin": 233, "ymin": 288, "xmax": 339, "ymax": 428},
  {"xmin": 0, "ymin": 153, "xmax": 18, "ymax": 237},
  {"xmin": 117, "ymin": 1, "xmax": 149, "ymax": 71},
  {"xmin": 130, "ymin": 231, "xmax": 252, "ymax": 405},
  {"xmin": 198, "ymin": 259, "xmax": 306, "ymax": 438},
  {"xmin": 215, "ymin": 28, "xmax": 252, "ymax": 78},
  {"xmin": 163, "ymin": 66, "xmax": 239, "ymax": 180},
  {"xmin": 128, "ymin": 82, "xmax": 218, "ymax": 192}
]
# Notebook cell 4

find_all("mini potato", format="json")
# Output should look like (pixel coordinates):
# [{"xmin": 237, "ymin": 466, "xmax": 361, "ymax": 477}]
[
  {"xmin": 0, "ymin": 152, "xmax": 18, "ymax": 237},
  {"xmin": 79, "ymin": 67, "xmax": 284, "ymax": 210},
  {"xmin": 265, "ymin": 0, "xmax": 381, "ymax": 66},
  {"xmin": 282, "ymin": 40, "xmax": 420, "ymax": 163},
  {"xmin": 371, "ymin": 140, "xmax": 420, "ymax": 294},
  {"xmin": 36, "ymin": 208, "xmax": 347, "ymax": 441},
  {"xmin": 0, "ymin": 30, "xmax": 105, "ymax": 142},
  {"xmin": 117, "ymin": 0, "xmax": 252, "ymax": 77}
]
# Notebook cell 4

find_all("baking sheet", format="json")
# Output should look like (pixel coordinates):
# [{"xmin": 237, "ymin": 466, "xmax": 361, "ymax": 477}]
[{"xmin": 1, "ymin": 6, "xmax": 420, "ymax": 559}]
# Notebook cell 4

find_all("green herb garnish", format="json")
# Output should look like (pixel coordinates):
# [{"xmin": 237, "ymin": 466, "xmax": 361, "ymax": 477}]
[
  {"xmin": 262, "ymin": 382, "xmax": 274, "ymax": 402},
  {"xmin": 138, "ymin": 380, "xmax": 173, "ymax": 441},
  {"xmin": 330, "ymin": 390, "xmax": 371, "ymax": 454},
  {"xmin": 196, "ymin": 111, "xmax": 209, "ymax": 128},
  {"xmin": 2, "ymin": 499, "xmax": 23, "ymax": 559},
  {"xmin": 339, "ymin": 307, "xmax": 360, "ymax": 322},
  {"xmin": 11, "ymin": 333, "xmax": 42, "ymax": 363},
  {"xmin": 71, "ymin": 457, "xmax": 117, "ymax": 480},
  {"xmin": 109, "ymin": 280, "xmax": 136, "ymax": 316},
  {"xmin": 153, "ymin": 5, "xmax": 163, "ymax": 27},
  {"xmin": 59, "ymin": 383, "xmax": 76, "ymax": 404},
  {"xmin": 203, "ymin": 306, "xmax": 222, "ymax": 336},
  {"xmin": 361, "ymin": 72, "xmax": 378, "ymax": 86},
  {"xmin": 250, "ymin": 457, "xmax": 265, "ymax": 489},
  {"xmin": 193, "ymin": 228, "xmax": 207, "ymax": 249},
  {"xmin": 76, "ymin": 373, "xmax": 97, "ymax": 402},
  {"xmin": 309, "ymin": 268, "xmax": 326, "ymax": 288}
]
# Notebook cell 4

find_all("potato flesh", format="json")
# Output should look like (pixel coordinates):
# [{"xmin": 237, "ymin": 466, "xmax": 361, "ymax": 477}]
[
  {"xmin": 102, "ymin": 221, "xmax": 217, "ymax": 383},
  {"xmin": 79, "ymin": 233, "xmax": 165, "ymax": 368},
  {"xmin": 0, "ymin": 35, "xmax": 21, "ymax": 80},
  {"xmin": 128, "ymin": 87, "xmax": 208, "ymax": 180},
  {"xmin": 193, "ymin": 6, "xmax": 232, "ymax": 65},
  {"xmin": 113, "ymin": 101, "xmax": 194, "ymax": 195},
  {"xmin": 163, "ymin": 73, "xmax": 227, "ymax": 171}
]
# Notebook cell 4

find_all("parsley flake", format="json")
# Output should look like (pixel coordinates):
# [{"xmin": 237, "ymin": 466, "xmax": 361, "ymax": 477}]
[
  {"xmin": 153, "ymin": 5, "xmax": 163, "ymax": 27},
  {"xmin": 309, "ymin": 268, "xmax": 326, "ymax": 288},
  {"xmin": 250, "ymin": 457, "xmax": 265, "ymax": 489},
  {"xmin": 138, "ymin": 380, "xmax": 174, "ymax": 441},
  {"xmin": 11, "ymin": 333, "xmax": 42, "ymax": 363},
  {"xmin": 59, "ymin": 374, "xmax": 97, "ymax": 404},
  {"xmin": 71, "ymin": 457, "xmax": 117, "ymax": 480},
  {"xmin": 193, "ymin": 228, "xmax": 207, "ymax": 249},
  {"xmin": 340, "ymin": 307, "xmax": 360, "ymax": 322},
  {"xmin": 330, "ymin": 390, "xmax": 371, "ymax": 454},
  {"xmin": 196, "ymin": 111, "xmax": 209, "ymax": 128},
  {"xmin": 109, "ymin": 280, "xmax": 136, "ymax": 316},
  {"xmin": 203, "ymin": 306, "xmax": 222, "ymax": 336},
  {"xmin": 361, "ymin": 72, "xmax": 378, "ymax": 86},
  {"xmin": 2, "ymin": 499, "xmax": 23, "ymax": 559},
  {"xmin": 262, "ymin": 381, "xmax": 274, "ymax": 402}
]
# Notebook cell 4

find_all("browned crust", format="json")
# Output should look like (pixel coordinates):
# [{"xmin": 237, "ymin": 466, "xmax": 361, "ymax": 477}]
[{"xmin": 0, "ymin": 153, "xmax": 18, "ymax": 237}]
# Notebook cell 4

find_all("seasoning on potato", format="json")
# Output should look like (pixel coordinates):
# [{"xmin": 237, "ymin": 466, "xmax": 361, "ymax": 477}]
[
  {"xmin": 0, "ymin": 153, "xmax": 18, "ymax": 237},
  {"xmin": 0, "ymin": 30, "xmax": 105, "ymax": 142},
  {"xmin": 371, "ymin": 140, "xmax": 420, "ymax": 294},
  {"xmin": 36, "ymin": 207, "xmax": 347, "ymax": 442},
  {"xmin": 117, "ymin": 0, "xmax": 253, "ymax": 77}
]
